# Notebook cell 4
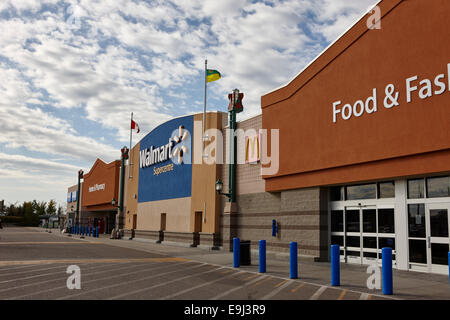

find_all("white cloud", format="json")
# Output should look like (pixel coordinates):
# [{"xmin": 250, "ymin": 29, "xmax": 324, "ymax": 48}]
[
  {"xmin": 0, "ymin": 153, "xmax": 79, "ymax": 205},
  {"xmin": 0, "ymin": 63, "xmax": 117, "ymax": 162},
  {"xmin": 0, "ymin": 0, "xmax": 380, "ymax": 203}
]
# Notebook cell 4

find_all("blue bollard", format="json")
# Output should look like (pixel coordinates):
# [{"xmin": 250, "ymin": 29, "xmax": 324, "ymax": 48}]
[
  {"xmin": 233, "ymin": 238, "xmax": 240, "ymax": 268},
  {"xmin": 382, "ymin": 247, "xmax": 393, "ymax": 295},
  {"xmin": 259, "ymin": 240, "xmax": 266, "ymax": 273},
  {"xmin": 290, "ymin": 242, "xmax": 298, "ymax": 279},
  {"xmin": 76, "ymin": 225, "xmax": 79, "ymax": 235},
  {"xmin": 331, "ymin": 244, "xmax": 340, "ymax": 286},
  {"xmin": 96, "ymin": 226, "xmax": 99, "ymax": 238}
]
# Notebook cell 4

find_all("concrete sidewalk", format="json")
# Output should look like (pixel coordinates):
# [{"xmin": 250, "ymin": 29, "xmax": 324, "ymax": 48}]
[{"xmin": 43, "ymin": 228, "xmax": 450, "ymax": 300}]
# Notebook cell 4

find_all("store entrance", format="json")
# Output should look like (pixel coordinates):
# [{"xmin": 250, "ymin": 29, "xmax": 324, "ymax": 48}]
[
  {"xmin": 408, "ymin": 202, "xmax": 450, "ymax": 274},
  {"xmin": 331, "ymin": 205, "xmax": 396, "ymax": 266}
]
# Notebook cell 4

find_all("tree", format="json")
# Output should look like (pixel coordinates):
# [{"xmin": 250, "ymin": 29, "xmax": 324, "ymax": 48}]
[
  {"xmin": 32, "ymin": 200, "xmax": 47, "ymax": 216},
  {"xmin": 23, "ymin": 201, "xmax": 39, "ymax": 226},
  {"xmin": 47, "ymin": 200, "xmax": 57, "ymax": 216}
]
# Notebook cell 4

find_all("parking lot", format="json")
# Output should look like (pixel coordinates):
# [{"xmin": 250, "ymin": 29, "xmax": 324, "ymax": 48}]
[
  {"xmin": 2, "ymin": 226, "xmax": 449, "ymax": 300},
  {"xmin": 0, "ymin": 226, "xmax": 392, "ymax": 300}
]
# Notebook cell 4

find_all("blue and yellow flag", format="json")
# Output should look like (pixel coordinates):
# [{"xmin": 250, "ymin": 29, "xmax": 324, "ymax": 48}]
[{"xmin": 206, "ymin": 69, "xmax": 221, "ymax": 82}]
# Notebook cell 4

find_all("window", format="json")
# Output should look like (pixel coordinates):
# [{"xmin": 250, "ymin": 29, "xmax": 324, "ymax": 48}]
[
  {"xmin": 379, "ymin": 237, "xmax": 395, "ymax": 250},
  {"xmin": 346, "ymin": 236, "xmax": 360, "ymax": 247},
  {"xmin": 431, "ymin": 244, "xmax": 449, "ymax": 265},
  {"xmin": 409, "ymin": 239, "xmax": 427, "ymax": 264},
  {"xmin": 408, "ymin": 204, "xmax": 425, "ymax": 238},
  {"xmin": 362, "ymin": 209, "xmax": 376, "ymax": 233},
  {"xmin": 408, "ymin": 179, "xmax": 424, "ymax": 199},
  {"xmin": 346, "ymin": 184, "xmax": 376, "ymax": 200},
  {"xmin": 330, "ymin": 186, "xmax": 345, "ymax": 201},
  {"xmin": 426, "ymin": 176, "xmax": 450, "ymax": 198},
  {"xmin": 378, "ymin": 181, "xmax": 395, "ymax": 198},
  {"xmin": 331, "ymin": 235, "xmax": 343, "ymax": 246},
  {"xmin": 346, "ymin": 209, "xmax": 360, "ymax": 232},
  {"xmin": 430, "ymin": 209, "xmax": 448, "ymax": 237},
  {"xmin": 331, "ymin": 210, "xmax": 343, "ymax": 232},
  {"xmin": 378, "ymin": 209, "xmax": 395, "ymax": 233},
  {"xmin": 363, "ymin": 237, "xmax": 377, "ymax": 248}
]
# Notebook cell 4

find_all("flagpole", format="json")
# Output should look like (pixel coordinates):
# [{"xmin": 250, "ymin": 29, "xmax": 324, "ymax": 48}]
[
  {"xmin": 129, "ymin": 112, "xmax": 133, "ymax": 179},
  {"xmin": 202, "ymin": 59, "xmax": 207, "ymax": 159}
]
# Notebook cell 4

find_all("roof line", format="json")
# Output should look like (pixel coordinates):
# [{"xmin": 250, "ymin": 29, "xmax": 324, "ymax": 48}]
[{"xmin": 261, "ymin": 0, "xmax": 383, "ymax": 98}]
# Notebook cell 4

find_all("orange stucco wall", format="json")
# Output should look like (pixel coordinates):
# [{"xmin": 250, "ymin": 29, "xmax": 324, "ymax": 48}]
[
  {"xmin": 261, "ymin": 0, "xmax": 450, "ymax": 191},
  {"xmin": 82, "ymin": 159, "xmax": 120, "ymax": 211}
]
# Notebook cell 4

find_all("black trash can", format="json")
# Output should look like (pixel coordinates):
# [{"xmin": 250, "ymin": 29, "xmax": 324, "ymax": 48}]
[{"xmin": 240, "ymin": 240, "xmax": 251, "ymax": 266}]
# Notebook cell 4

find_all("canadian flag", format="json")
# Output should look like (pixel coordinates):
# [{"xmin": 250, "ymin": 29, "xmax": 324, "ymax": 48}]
[{"xmin": 131, "ymin": 119, "xmax": 140, "ymax": 133}]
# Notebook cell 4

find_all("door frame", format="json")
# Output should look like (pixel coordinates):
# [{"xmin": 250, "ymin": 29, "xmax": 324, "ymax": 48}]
[
  {"xmin": 331, "ymin": 203, "xmax": 396, "ymax": 267},
  {"xmin": 426, "ymin": 202, "xmax": 450, "ymax": 274}
]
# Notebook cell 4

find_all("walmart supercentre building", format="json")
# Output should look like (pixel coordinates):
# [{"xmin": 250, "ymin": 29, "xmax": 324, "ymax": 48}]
[{"xmin": 66, "ymin": 0, "xmax": 450, "ymax": 275}]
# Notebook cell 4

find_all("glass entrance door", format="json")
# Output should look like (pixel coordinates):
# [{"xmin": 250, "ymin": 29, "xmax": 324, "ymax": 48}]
[
  {"xmin": 344, "ymin": 207, "xmax": 363, "ymax": 264},
  {"xmin": 341, "ymin": 205, "xmax": 396, "ymax": 265},
  {"xmin": 428, "ymin": 203, "xmax": 450, "ymax": 274},
  {"xmin": 408, "ymin": 203, "xmax": 450, "ymax": 274}
]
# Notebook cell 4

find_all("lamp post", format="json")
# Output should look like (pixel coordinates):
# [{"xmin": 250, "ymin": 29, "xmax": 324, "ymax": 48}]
[
  {"xmin": 113, "ymin": 147, "xmax": 129, "ymax": 239},
  {"xmin": 76, "ymin": 170, "xmax": 83, "ymax": 227},
  {"xmin": 225, "ymin": 89, "xmax": 244, "ymax": 203}
]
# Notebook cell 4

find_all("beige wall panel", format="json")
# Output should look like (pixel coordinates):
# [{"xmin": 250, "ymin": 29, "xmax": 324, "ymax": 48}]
[
  {"xmin": 137, "ymin": 197, "xmax": 191, "ymax": 233},
  {"xmin": 191, "ymin": 112, "xmax": 226, "ymax": 234},
  {"xmin": 124, "ymin": 142, "xmax": 140, "ymax": 230}
]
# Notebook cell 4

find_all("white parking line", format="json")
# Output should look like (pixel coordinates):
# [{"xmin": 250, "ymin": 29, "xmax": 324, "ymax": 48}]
[
  {"xmin": 0, "ymin": 262, "xmax": 143, "ymax": 294},
  {"xmin": 261, "ymin": 280, "xmax": 293, "ymax": 300},
  {"xmin": 57, "ymin": 261, "xmax": 204, "ymax": 300},
  {"xmin": 4, "ymin": 261, "xmax": 181, "ymax": 298},
  {"xmin": 0, "ymin": 264, "xmax": 42, "ymax": 272},
  {"xmin": 0, "ymin": 264, "xmax": 70, "ymax": 280},
  {"xmin": 309, "ymin": 286, "xmax": 327, "ymax": 300},
  {"xmin": 158, "ymin": 269, "xmax": 242, "ymax": 300},
  {"xmin": 108, "ymin": 265, "xmax": 224, "ymax": 300},
  {"xmin": 0, "ymin": 264, "xmax": 95, "ymax": 285},
  {"xmin": 209, "ymin": 274, "xmax": 268, "ymax": 300}
]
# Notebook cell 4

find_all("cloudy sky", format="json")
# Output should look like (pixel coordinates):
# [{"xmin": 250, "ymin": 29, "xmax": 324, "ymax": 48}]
[{"xmin": 0, "ymin": 0, "xmax": 379, "ymax": 208}]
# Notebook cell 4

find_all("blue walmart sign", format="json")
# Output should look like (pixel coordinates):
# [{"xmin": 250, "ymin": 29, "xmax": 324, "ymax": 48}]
[{"xmin": 138, "ymin": 115, "xmax": 193, "ymax": 202}]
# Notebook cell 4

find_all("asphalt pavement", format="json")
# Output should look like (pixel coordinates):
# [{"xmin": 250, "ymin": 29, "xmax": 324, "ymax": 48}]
[{"xmin": 0, "ymin": 226, "xmax": 449, "ymax": 300}]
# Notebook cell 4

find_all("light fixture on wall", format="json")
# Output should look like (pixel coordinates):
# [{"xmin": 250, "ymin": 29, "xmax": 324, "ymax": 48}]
[{"xmin": 215, "ymin": 178, "xmax": 232, "ymax": 199}]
